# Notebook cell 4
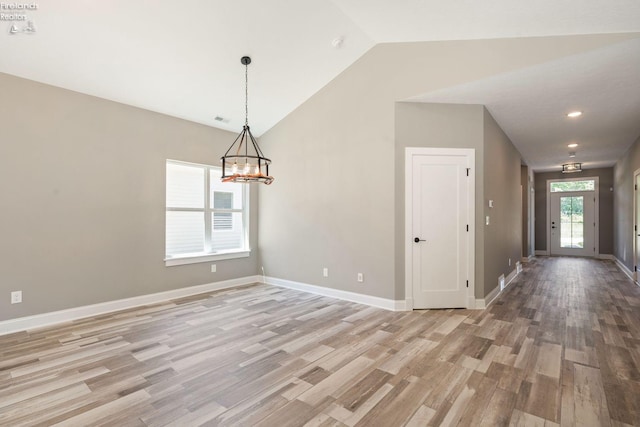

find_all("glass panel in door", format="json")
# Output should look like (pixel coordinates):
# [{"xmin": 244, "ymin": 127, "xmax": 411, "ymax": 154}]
[{"xmin": 560, "ymin": 196, "xmax": 584, "ymax": 249}]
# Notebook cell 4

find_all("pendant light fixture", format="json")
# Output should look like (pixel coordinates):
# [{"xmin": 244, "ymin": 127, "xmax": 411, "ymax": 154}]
[
  {"xmin": 221, "ymin": 56, "xmax": 273, "ymax": 185},
  {"xmin": 562, "ymin": 162, "xmax": 582, "ymax": 173}
]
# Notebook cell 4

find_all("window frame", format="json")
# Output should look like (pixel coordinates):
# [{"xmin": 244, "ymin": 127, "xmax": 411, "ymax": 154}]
[
  {"xmin": 549, "ymin": 179, "xmax": 596, "ymax": 193},
  {"xmin": 165, "ymin": 159, "xmax": 250, "ymax": 267}
]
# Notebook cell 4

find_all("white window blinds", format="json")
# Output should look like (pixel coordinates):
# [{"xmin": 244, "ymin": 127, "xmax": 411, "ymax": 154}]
[{"xmin": 166, "ymin": 160, "xmax": 248, "ymax": 259}]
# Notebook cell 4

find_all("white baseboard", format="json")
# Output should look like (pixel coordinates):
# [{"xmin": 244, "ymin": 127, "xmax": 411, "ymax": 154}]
[
  {"xmin": 597, "ymin": 254, "xmax": 615, "ymax": 260},
  {"xmin": 614, "ymin": 257, "xmax": 637, "ymax": 283},
  {"xmin": 0, "ymin": 275, "xmax": 261, "ymax": 337},
  {"xmin": 475, "ymin": 284, "xmax": 500, "ymax": 309},
  {"xmin": 505, "ymin": 267, "xmax": 518, "ymax": 286},
  {"xmin": 475, "ymin": 267, "xmax": 519, "ymax": 309},
  {"xmin": 535, "ymin": 250, "xmax": 548, "ymax": 256},
  {"xmin": 264, "ymin": 276, "xmax": 407, "ymax": 311}
]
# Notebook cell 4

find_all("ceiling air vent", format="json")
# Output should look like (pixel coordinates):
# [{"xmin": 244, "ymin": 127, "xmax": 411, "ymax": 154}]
[{"xmin": 214, "ymin": 116, "xmax": 230, "ymax": 123}]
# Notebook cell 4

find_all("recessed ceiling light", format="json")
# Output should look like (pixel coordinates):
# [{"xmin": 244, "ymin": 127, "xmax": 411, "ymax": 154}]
[
  {"xmin": 568, "ymin": 143, "xmax": 578, "ymax": 148},
  {"xmin": 567, "ymin": 111, "xmax": 582, "ymax": 118}
]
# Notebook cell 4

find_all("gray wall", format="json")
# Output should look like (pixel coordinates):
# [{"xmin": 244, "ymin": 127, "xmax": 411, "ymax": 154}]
[
  {"xmin": 395, "ymin": 103, "xmax": 485, "ymax": 298},
  {"xmin": 483, "ymin": 109, "xmax": 523, "ymax": 297},
  {"xmin": 614, "ymin": 134, "xmax": 640, "ymax": 270},
  {"xmin": 258, "ymin": 34, "xmax": 635, "ymax": 301},
  {"xmin": 0, "ymin": 73, "xmax": 259, "ymax": 321},
  {"xmin": 534, "ymin": 168, "xmax": 614, "ymax": 254},
  {"xmin": 2, "ymin": 34, "xmax": 633, "ymax": 321},
  {"xmin": 394, "ymin": 104, "xmax": 523, "ymax": 299}
]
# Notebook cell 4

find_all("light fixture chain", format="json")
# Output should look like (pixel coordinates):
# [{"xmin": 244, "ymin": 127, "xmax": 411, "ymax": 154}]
[{"xmin": 245, "ymin": 61, "xmax": 249, "ymax": 126}]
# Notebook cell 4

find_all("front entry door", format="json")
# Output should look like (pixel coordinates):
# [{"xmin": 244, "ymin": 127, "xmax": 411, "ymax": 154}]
[
  {"xmin": 549, "ymin": 191, "xmax": 595, "ymax": 257},
  {"xmin": 409, "ymin": 150, "xmax": 471, "ymax": 309}
]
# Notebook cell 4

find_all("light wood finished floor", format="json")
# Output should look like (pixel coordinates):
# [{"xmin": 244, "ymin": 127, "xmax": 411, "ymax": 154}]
[{"xmin": 1, "ymin": 257, "xmax": 639, "ymax": 426}]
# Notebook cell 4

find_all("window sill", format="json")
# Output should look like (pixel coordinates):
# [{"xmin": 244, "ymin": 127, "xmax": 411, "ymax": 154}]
[{"xmin": 165, "ymin": 250, "xmax": 250, "ymax": 267}]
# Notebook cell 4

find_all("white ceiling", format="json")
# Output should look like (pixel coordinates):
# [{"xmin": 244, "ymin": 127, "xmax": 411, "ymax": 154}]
[
  {"xmin": 331, "ymin": 0, "xmax": 640, "ymax": 42},
  {"xmin": 408, "ymin": 38, "xmax": 640, "ymax": 171},
  {"xmin": 1, "ymin": 1, "xmax": 639, "ymax": 171}
]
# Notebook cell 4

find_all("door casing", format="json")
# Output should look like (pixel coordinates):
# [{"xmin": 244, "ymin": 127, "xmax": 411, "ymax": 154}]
[
  {"xmin": 632, "ymin": 169, "xmax": 640, "ymax": 280},
  {"xmin": 404, "ymin": 147, "xmax": 475, "ymax": 310}
]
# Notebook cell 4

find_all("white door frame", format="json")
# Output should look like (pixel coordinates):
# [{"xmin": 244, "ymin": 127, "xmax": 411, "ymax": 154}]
[
  {"xmin": 632, "ymin": 168, "xmax": 640, "ymax": 280},
  {"xmin": 404, "ymin": 147, "xmax": 475, "ymax": 310},
  {"xmin": 546, "ymin": 176, "xmax": 599, "ymax": 257}
]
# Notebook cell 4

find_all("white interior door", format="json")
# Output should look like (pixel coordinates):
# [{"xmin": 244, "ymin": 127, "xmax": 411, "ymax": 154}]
[
  {"xmin": 634, "ymin": 173, "xmax": 640, "ymax": 277},
  {"xmin": 549, "ymin": 191, "xmax": 595, "ymax": 257},
  {"xmin": 410, "ymin": 151, "xmax": 471, "ymax": 309}
]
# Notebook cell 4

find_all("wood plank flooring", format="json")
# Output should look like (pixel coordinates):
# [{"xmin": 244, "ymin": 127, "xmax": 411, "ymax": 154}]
[{"xmin": 1, "ymin": 257, "xmax": 639, "ymax": 426}]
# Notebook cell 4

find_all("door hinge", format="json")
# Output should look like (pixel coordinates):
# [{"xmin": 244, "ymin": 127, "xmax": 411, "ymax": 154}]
[
  {"xmin": 636, "ymin": 184, "xmax": 638, "ymax": 190},
  {"xmin": 635, "ymin": 266, "xmax": 638, "ymax": 272},
  {"xmin": 466, "ymin": 224, "xmax": 469, "ymax": 232},
  {"xmin": 466, "ymin": 168, "xmax": 470, "ymax": 176},
  {"xmin": 466, "ymin": 280, "xmax": 469, "ymax": 288},
  {"xmin": 636, "ymin": 225, "xmax": 637, "ymax": 232}
]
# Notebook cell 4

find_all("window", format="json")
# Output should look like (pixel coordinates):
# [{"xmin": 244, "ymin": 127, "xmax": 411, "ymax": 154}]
[
  {"xmin": 165, "ymin": 160, "xmax": 249, "ymax": 266},
  {"xmin": 550, "ymin": 180, "xmax": 595, "ymax": 192}
]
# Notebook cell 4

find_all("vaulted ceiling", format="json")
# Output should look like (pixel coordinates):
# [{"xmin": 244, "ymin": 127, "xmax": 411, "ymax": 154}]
[{"xmin": 1, "ymin": 1, "xmax": 639, "ymax": 171}]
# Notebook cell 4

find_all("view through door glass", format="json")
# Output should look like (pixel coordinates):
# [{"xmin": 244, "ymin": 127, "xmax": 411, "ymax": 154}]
[{"xmin": 560, "ymin": 196, "xmax": 584, "ymax": 249}]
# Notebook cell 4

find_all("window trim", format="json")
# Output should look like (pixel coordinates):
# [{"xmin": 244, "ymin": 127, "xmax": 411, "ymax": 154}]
[
  {"xmin": 165, "ymin": 160, "xmax": 250, "ymax": 266},
  {"xmin": 164, "ymin": 250, "xmax": 250, "ymax": 266},
  {"xmin": 549, "ymin": 178, "xmax": 596, "ymax": 193}
]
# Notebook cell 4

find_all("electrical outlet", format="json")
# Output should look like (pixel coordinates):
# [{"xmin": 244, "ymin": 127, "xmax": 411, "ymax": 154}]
[
  {"xmin": 323, "ymin": 268, "xmax": 328, "ymax": 277},
  {"xmin": 11, "ymin": 291, "xmax": 22, "ymax": 304},
  {"xmin": 357, "ymin": 273, "xmax": 364, "ymax": 282},
  {"xmin": 211, "ymin": 264, "xmax": 217, "ymax": 273},
  {"xmin": 508, "ymin": 258, "xmax": 511, "ymax": 266}
]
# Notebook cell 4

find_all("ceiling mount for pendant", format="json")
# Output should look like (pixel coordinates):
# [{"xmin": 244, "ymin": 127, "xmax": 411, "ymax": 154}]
[{"xmin": 220, "ymin": 56, "xmax": 273, "ymax": 185}]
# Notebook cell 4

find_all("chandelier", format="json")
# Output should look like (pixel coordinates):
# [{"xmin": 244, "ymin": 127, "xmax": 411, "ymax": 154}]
[{"xmin": 221, "ymin": 56, "xmax": 273, "ymax": 185}]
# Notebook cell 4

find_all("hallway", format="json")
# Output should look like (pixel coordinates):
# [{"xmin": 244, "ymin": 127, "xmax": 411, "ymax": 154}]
[
  {"xmin": 0, "ymin": 257, "xmax": 639, "ymax": 426},
  {"xmin": 481, "ymin": 256, "xmax": 640, "ymax": 425}
]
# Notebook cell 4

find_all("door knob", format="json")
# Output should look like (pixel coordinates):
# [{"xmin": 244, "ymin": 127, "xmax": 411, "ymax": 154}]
[{"xmin": 414, "ymin": 237, "xmax": 425, "ymax": 243}]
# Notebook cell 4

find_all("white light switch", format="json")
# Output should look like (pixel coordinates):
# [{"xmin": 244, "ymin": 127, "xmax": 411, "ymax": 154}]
[
  {"xmin": 489, "ymin": 200, "xmax": 494, "ymax": 208},
  {"xmin": 486, "ymin": 216, "xmax": 490, "ymax": 225}
]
